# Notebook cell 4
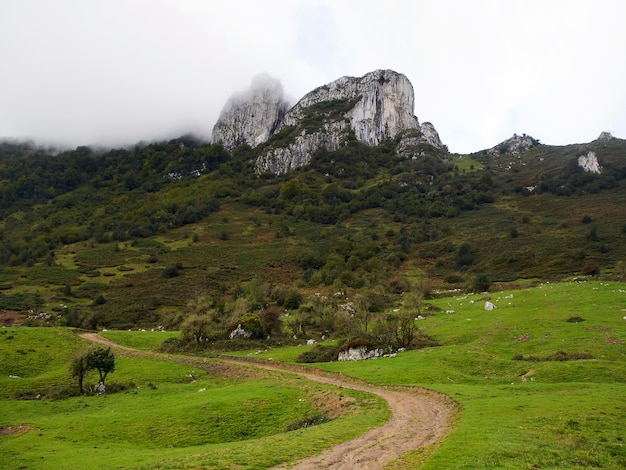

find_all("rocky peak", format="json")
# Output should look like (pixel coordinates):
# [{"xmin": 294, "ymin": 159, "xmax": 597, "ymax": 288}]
[
  {"xmin": 596, "ymin": 131, "xmax": 615, "ymax": 142},
  {"xmin": 488, "ymin": 133, "xmax": 539, "ymax": 156},
  {"xmin": 281, "ymin": 69, "xmax": 422, "ymax": 145},
  {"xmin": 211, "ymin": 74, "xmax": 290, "ymax": 151},
  {"xmin": 255, "ymin": 70, "xmax": 443, "ymax": 174}
]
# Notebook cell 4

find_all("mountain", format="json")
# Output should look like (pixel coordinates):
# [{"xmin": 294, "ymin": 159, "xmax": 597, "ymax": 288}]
[
  {"xmin": 212, "ymin": 70, "xmax": 443, "ymax": 174},
  {"xmin": 0, "ymin": 77, "xmax": 625, "ymax": 330}
]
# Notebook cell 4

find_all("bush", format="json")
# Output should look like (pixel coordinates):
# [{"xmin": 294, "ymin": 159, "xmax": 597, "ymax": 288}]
[
  {"xmin": 283, "ymin": 290, "xmax": 303, "ymax": 310},
  {"xmin": 163, "ymin": 265, "xmax": 180, "ymax": 278},
  {"xmin": 105, "ymin": 381, "xmax": 136, "ymax": 394},
  {"xmin": 473, "ymin": 274, "xmax": 491, "ymax": 292},
  {"xmin": 581, "ymin": 259, "xmax": 600, "ymax": 276},
  {"xmin": 296, "ymin": 344, "xmax": 337, "ymax": 363},
  {"xmin": 337, "ymin": 337, "xmax": 374, "ymax": 353},
  {"xmin": 456, "ymin": 243, "xmax": 474, "ymax": 267}
]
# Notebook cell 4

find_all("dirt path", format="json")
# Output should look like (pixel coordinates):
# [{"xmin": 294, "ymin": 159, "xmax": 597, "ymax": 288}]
[{"xmin": 79, "ymin": 333, "xmax": 455, "ymax": 469}]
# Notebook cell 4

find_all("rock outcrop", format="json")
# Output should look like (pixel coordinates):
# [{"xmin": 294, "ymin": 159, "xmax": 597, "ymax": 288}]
[
  {"xmin": 488, "ymin": 133, "xmax": 539, "ymax": 156},
  {"xmin": 281, "ymin": 69, "xmax": 420, "ymax": 145},
  {"xmin": 578, "ymin": 151, "xmax": 602, "ymax": 174},
  {"xmin": 211, "ymin": 69, "xmax": 444, "ymax": 174},
  {"xmin": 337, "ymin": 345, "xmax": 385, "ymax": 361},
  {"xmin": 256, "ymin": 70, "xmax": 443, "ymax": 174},
  {"xmin": 211, "ymin": 74, "xmax": 290, "ymax": 151},
  {"xmin": 596, "ymin": 131, "xmax": 615, "ymax": 142}
]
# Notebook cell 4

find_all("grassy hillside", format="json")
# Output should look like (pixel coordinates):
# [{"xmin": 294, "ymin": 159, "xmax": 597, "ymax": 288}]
[
  {"xmin": 247, "ymin": 280, "xmax": 626, "ymax": 468},
  {"xmin": 1, "ymin": 279, "xmax": 624, "ymax": 468},
  {"xmin": 0, "ymin": 327, "xmax": 387, "ymax": 469},
  {"xmin": 0, "ymin": 134, "xmax": 625, "ymax": 331}
]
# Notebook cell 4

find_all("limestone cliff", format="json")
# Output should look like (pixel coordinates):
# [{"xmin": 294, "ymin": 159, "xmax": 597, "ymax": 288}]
[
  {"xmin": 281, "ymin": 69, "xmax": 420, "ymax": 145},
  {"xmin": 211, "ymin": 74, "xmax": 290, "ymax": 151},
  {"xmin": 211, "ymin": 69, "xmax": 444, "ymax": 175},
  {"xmin": 256, "ymin": 70, "xmax": 443, "ymax": 174}
]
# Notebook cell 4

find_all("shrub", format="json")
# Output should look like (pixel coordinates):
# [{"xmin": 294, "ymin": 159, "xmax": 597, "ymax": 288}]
[
  {"xmin": 581, "ymin": 259, "xmax": 600, "ymax": 276},
  {"xmin": 105, "ymin": 381, "xmax": 136, "ymax": 394},
  {"xmin": 337, "ymin": 337, "xmax": 374, "ymax": 353},
  {"xmin": 473, "ymin": 274, "xmax": 491, "ymax": 292},
  {"xmin": 163, "ymin": 265, "xmax": 179, "ymax": 278},
  {"xmin": 240, "ymin": 313, "xmax": 266, "ymax": 339},
  {"xmin": 456, "ymin": 243, "xmax": 474, "ymax": 267},
  {"xmin": 296, "ymin": 344, "xmax": 337, "ymax": 363},
  {"xmin": 546, "ymin": 351, "xmax": 594, "ymax": 361},
  {"xmin": 283, "ymin": 290, "xmax": 303, "ymax": 310},
  {"xmin": 513, "ymin": 351, "xmax": 594, "ymax": 362}
]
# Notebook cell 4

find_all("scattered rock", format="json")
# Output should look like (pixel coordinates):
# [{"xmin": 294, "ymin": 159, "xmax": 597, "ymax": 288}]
[{"xmin": 337, "ymin": 346, "xmax": 385, "ymax": 361}]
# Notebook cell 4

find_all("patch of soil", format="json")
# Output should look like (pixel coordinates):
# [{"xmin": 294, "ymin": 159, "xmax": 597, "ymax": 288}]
[
  {"xmin": 0, "ymin": 311, "xmax": 25, "ymax": 326},
  {"xmin": 0, "ymin": 424, "xmax": 34, "ymax": 435}
]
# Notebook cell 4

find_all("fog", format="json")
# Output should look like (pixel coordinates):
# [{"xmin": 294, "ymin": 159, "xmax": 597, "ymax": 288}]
[{"xmin": 2, "ymin": 0, "xmax": 625, "ymax": 153}]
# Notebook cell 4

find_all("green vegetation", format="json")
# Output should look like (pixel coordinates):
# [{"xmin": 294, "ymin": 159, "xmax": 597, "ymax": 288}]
[
  {"xmin": 0, "ymin": 327, "xmax": 387, "ymax": 469},
  {"xmin": 70, "ymin": 345, "xmax": 115, "ymax": 393},
  {"xmin": 1, "ymin": 280, "xmax": 624, "ymax": 468},
  {"xmin": 1, "ymin": 113, "xmax": 625, "ymax": 467},
  {"xmin": 302, "ymin": 281, "xmax": 624, "ymax": 469},
  {"xmin": 0, "ymin": 133, "xmax": 625, "ymax": 332}
]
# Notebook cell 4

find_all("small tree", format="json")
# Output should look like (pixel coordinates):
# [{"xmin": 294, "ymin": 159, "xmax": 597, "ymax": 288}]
[
  {"xmin": 181, "ymin": 313, "xmax": 213, "ymax": 343},
  {"xmin": 259, "ymin": 307, "xmax": 282, "ymax": 337},
  {"xmin": 70, "ymin": 353, "xmax": 90, "ymax": 394},
  {"xmin": 87, "ymin": 346, "xmax": 115, "ymax": 390},
  {"xmin": 70, "ymin": 346, "xmax": 115, "ymax": 394}
]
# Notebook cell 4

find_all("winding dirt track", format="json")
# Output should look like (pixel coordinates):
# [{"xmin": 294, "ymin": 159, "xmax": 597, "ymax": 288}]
[{"xmin": 80, "ymin": 333, "xmax": 455, "ymax": 469}]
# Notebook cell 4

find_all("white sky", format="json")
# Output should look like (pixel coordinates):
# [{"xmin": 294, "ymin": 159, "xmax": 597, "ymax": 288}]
[{"xmin": 1, "ymin": 0, "xmax": 625, "ymax": 153}]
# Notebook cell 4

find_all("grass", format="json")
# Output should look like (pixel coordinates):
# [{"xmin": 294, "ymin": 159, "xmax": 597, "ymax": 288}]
[
  {"xmin": 0, "ymin": 327, "xmax": 387, "ymax": 470},
  {"xmin": 341, "ymin": 281, "xmax": 626, "ymax": 468},
  {"xmin": 242, "ymin": 280, "xmax": 626, "ymax": 468},
  {"xmin": 1, "ymin": 280, "xmax": 625, "ymax": 468},
  {"xmin": 100, "ymin": 329, "xmax": 180, "ymax": 350}
]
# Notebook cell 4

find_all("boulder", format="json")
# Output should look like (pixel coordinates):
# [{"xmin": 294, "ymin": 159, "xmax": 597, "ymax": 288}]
[{"xmin": 337, "ymin": 345, "xmax": 384, "ymax": 361}]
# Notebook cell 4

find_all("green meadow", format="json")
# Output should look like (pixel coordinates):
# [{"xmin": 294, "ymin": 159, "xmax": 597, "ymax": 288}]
[
  {"xmin": 245, "ymin": 280, "xmax": 626, "ymax": 468},
  {"xmin": 1, "ymin": 280, "xmax": 625, "ymax": 468},
  {"xmin": 0, "ymin": 329, "xmax": 387, "ymax": 469}
]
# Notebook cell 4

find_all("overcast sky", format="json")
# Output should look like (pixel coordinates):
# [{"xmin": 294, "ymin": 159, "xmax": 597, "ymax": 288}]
[{"xmin": 2, "ymin": 0, "xmax": 625, "ymax": 153}]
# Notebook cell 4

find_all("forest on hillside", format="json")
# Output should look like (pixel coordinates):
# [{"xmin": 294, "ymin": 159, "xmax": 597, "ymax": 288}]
[{"xmin": 1, "ymin": 133, "xmax": 625, "ymax": 336}]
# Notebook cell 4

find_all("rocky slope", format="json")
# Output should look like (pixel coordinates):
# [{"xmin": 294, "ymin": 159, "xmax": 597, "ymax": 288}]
[{"xmin": 212, "ymin": 70, "xmax": 444, "ymax": 174}]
